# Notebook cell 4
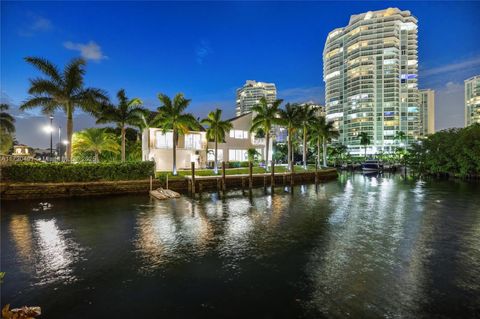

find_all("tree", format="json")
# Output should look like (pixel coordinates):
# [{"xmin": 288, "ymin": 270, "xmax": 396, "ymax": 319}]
[
  {"xmin": 72, "ymin": 128, "xmax": 120, "ymax": 162},
  {"xmin": 298, "ymin": 104, "xmax": 316, "ymax": 169},
  {"xmin": 277, "ymin": 103, "xmax": 301, "ymax": 170},
  {"xmin": 250, "ymin": 97, "xmax": 283, "ymax": 171},
  {"xmin": 358, "ymin": 132, "xmax": 371, "ymax": 160},
  {"xmin": 394, "ymin": 131, "xmax": 407, "ymax": 152},
  {"xmin": 247, "ymin": 148, "xmax": 261, "ymax": 162},
  {"xmin": 20, "ymin": 57, "xmax": 108, "ymax": 161},
  {"xmin": 0, "ymin": 104, "xmax": 16, "ymax": 155},
  {"xmin": 151, "ymin": 93, "xmax": 200, "ymax": 175},
  {"xmin": 201, "ymin": 108, "xmax": 233, "ymax": 174},
  {"xmin": 95, "ymin": 89, "xmax": 145, "ymax": 162},
  {"xmin": 0, "ymin": 104, "xmax": 16, "ymax": 134},
  {"xmin": 310, "ymin": 116, "xmax": 338, "ymax": 167}
]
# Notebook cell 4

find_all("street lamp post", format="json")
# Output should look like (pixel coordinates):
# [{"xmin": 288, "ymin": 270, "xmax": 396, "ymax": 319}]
[
  {"xmin": 49, "ymin": 115, "xmax": 54, "ymax": 162},
  {"xmin": 58, "ymin": 126, "xmax": 62, "ymax": 162}
]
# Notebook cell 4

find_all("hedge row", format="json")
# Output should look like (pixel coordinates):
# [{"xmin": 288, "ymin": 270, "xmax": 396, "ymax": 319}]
[{"xmin": 1, "ymin": 161, "xmax": 155, "ymax": 183}]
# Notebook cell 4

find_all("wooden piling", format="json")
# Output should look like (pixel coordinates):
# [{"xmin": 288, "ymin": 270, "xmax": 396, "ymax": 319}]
[
  {"xmin": 271, "ymin": 161, "xmax": 275, "ymax": 193},
  {"xmin": 166, "ymin": 173, "xmax": 169, "ymax": 189},
  {"xmin": 150, "ymin": 175, "xmax": 153, "ymax": 191},
  {"xmin": 191, "ymin": 162, "xmax": 196, "ymax": 195},
  {"xmin": 290, "ymin": 162, "xmax": 295, "ymax": 187},
  {"xmin": 222, "ymin": 161, "xmax": 226, "ymax": 191},
  {"xmin": 248, "ymin": 161, "xmax": 253, "ymax": 190},
  {"xmin": 315, "ymin": 160, "xmax": 319, "ymax": 185}
]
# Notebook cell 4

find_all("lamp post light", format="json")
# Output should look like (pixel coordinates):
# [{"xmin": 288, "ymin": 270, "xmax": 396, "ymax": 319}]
[{"xmin": 49, "ymin": 115, "xmax": 54, "ymax": 162}]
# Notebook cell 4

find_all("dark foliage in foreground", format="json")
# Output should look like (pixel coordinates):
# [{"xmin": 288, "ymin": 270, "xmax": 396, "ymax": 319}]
[{"xmin": 406, "ymin": 124, "xmax": 480, "ymax": 177}]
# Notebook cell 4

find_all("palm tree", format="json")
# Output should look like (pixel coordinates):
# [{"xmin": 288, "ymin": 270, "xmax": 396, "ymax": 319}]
[
  {"xmin": 277, "ymin": 103, "xmax": 301, "ymax": 170},
  {"xmin": 250, "ymin": 97, "xmax": 283, "ymax": 172},
  {"xmin": 0, "ymin": 104, "xmax": 16, "ymax": 134},
  {"xmin": 20, "ymin": 57, "xmax": 108, "ymax": 161},
  {"xmin": 298, "ymin": 104, "xmax": 316, "ymax": 169},
  {"xmin": 310, "ymin": 116, "xmax": 338, "ymax": 167},
  {"xmin": 152, "ymin": 93, "xmax": 200, "ymax": 175},
  {"xmin": 72, "ymin": 128, "xmax": 120, "ymax": 162},
  {"xmin": 201, "ymin": 109, "xmax": 233, "ymax": 174},
  {"xmin": 358, "ymin": 132, "xmax": 371, "ymax": 160},
  {"xmin": 394, "ymin": 131, "xmax": 407, "ymax": 152},
  {"xmin": 247, "ymin": 148, "xmax": 261, "ymax": 162},
  {"xmin": 95, "ymin": 89, "xmax": 145, "ymax": 162}
]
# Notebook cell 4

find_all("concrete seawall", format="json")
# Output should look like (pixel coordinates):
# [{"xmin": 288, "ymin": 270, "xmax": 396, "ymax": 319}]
[{"xmin": 0, "ymin": 169, "xmax": 338, "ymax": 200}]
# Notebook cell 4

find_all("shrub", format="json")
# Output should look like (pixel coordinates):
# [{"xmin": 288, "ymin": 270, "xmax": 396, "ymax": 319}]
[{"xmin": 1, "ymin": 161, "xmax": 155, "ymax": 183}]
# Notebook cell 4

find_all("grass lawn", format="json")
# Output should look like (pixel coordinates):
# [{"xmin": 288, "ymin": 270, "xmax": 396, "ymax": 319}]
[{"xmin": 156, "ymin": 165, "xmax": 323, "ymax": 180}]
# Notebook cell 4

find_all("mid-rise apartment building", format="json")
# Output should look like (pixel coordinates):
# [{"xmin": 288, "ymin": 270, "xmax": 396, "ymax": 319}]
[
  {"xmin": 236, "ymin": 80, "xmax": 277, "ymax": 116},
  {"xmin": 419, "ymin": 89, "xmax": 435, "ymax": 135}
]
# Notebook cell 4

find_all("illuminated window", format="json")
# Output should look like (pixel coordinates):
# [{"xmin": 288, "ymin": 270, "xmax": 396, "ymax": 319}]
[
  {"xmin": 155, "ymin": 131, "xmax": 173, "ymax": 148},
  {"xmin": 185, "ymin": 134, "xmax": 201, "ymax": 149},
  {"xmin": 229, "ymin": 149, "xmax": 248, "ymax": 161}
]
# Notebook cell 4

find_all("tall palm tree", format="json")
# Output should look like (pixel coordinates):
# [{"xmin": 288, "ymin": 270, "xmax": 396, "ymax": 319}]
[
  {"xmin": 394, "ymin": 131, "xmax": 407, "ymax": 152},
  {"xmin": 20, "ymin": 57, "xmax": 108, "ymax": 161},
  {"xmin": 0, "ymin": 104, "xmax": 16, "ymax": 134},
  {"xmin": 299, "ymin": 104, "xmax": 316, "ymax": 169},
  {"xmin": 310, "ymin": 116, "xmax": 338, "ymax": 167},
  {"xmin": 358, "ymin": 132, "xmax": 371, "ymax": 160},
  {"xmin": 72, "ymin": 128, "xmax": 120, "ymax": 163},
  {"xmin": 201, "ymin": 109, "xmax": 233, "ymax": 174},
  {"xmin": 277, "ymin": 103, "xmax": 301, "ymax": 170},
  {"xmin": 152, "ymin": 93, "xmax": 200, "ymax": 175},
  {"xmin": 250, "ymin": 97, "xmax": 283, "ymax": 171},
  {"xmin": 95, "ymin": 89, "xmax": 145, "ymax": 162}
]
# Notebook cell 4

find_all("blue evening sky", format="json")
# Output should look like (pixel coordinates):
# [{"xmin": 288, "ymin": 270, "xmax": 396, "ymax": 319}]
[{"xmin": 2, "ymin": 1, "xmax": 480, "ymax": 147}]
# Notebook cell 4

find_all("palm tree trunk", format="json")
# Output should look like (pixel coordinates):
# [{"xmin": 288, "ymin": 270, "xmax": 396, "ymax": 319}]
[
  {"xmin": 94, "ymin": 151, "xmax": 99, "ymax": 163},
  {"xmin": 121, "ymin": 126, "xmax": 126, "ymax": 162},
  {"xmin": 287, "ymin": 129, "xmax": 292, "ymax": 171},
  {"xmin": 66, "ymin": 105, "xmax": 73, "ymax": 162},
  {"xmin": 364, "ymin": 145, "xmax": 367, "ymax": 160},
  {"xmin": 322, "ymin": 136, "xmax": 327, "ymax": 167},
  {"xmin": 265, "ymin": 132, "xmax": 270, "ymax": 172},
  {"xmin": 172, "ymin": 129, "xmax": 177, "ymax": 175},
  {"xmin": 303, "ymin": 126, "xmax": 307, "ymax": 169},
  {"xmin": 214, "ymin": 136, "xmax": 218, "ymax": 174}
]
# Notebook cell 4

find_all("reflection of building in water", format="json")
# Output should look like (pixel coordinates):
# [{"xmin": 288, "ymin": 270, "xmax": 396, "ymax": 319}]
[{"xmin": 9, "ymin": 215, "xmax": 35, "ymax": 268}]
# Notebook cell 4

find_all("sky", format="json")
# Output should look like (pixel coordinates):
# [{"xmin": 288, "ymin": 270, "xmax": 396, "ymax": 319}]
[{"xmin": 2, "ymin": 1, "xmax": 480, "ymax": 148}]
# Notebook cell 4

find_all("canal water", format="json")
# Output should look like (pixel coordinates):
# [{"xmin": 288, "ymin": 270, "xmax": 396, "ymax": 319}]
[{"xmin": 1, "ymin": 173, "xmax": 480, "ymax": 318}]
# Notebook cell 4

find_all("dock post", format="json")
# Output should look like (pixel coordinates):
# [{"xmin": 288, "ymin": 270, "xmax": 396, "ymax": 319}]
[
  {"xmin": 263, "ymin": 175, "xmax": 267, "ymax": 192},
  {"xmin": 241, "ymin": 177, "xmax": 245, "ymax": 193},
  {"xmin": 191, "ymin": 162, "xmax": 196, "ymax": 196},
  {"xmin": 283, "ymin": 173, "xmax": 286, "ymax": 186},
  {"xmin": 271, "ymin": 161, "xmax": 275, "ymax": 193},
  {"xmin": 150, "ymin": 175, "xmax": 153, "ymax": 191},
  {"xmin": 222, "ymin": 161, "xmax": 226, "ymax": 191},
  {"xmin": 248, "ymin": 161, "xmax": 253, "ymax": 190},
  {"xmin": 166, "ymin": 173, "xmax": 169, "ymax": 189},
  {"xmin": 315, "ymin": 159, "xmax": 319, "ymax": 186},
  {"xmin": 290, "ymin": 161, "xmax": 295, "ymax": 188}
]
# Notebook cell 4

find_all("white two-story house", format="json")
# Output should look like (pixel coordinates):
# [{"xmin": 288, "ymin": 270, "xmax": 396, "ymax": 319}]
[
  {"xmin": 206, "ymin": 112, "xmax": 271, "ymax": 164},
  {"xmin": 142, "ymin": 112, "xmax": 271, "ymax": 171},
  {"xmin": 142, "ymin": 126, "xmax": 208, "ymax": 171}
]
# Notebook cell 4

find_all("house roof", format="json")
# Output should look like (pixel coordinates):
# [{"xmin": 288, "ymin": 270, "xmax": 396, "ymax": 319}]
[{"xmin": 225, "ymin": 112, "xmax": 252, "ymax": 123}]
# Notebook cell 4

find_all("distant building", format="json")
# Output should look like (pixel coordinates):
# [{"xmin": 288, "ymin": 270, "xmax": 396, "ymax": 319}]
[
  {"xmin": 236, "ymin": 80, "xmax": 277, "ymax": 116},
  {"xmin": 465, "ymin": 75, "xmax": 480, "ymax": 126},
  {"xmin": 419, "ymin": 89, "xmax": 435, "ymax": 135},
  {"xmin": 12, "ymin": 144, "xmax": 33, "ymax": 156},
  {"xmin": 324, "ymin": 8, "xmax": 420, "ymax": 155}
]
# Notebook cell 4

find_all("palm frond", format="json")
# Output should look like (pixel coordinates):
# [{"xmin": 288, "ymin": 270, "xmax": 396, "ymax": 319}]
[{"xmin": 24, "ymin": 57, "xmax": 63, "ymax": 84}]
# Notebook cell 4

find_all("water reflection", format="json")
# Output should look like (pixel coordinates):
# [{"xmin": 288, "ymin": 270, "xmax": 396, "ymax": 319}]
[{"xmin": 8, "ymin": 215, "xmax": 84, "ymax": 286}]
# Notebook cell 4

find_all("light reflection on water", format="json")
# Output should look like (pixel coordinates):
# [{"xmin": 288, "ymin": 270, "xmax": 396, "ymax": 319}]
[{"xmin": 1, "ymin": 173, "xmax": 480, "ymax": 318}]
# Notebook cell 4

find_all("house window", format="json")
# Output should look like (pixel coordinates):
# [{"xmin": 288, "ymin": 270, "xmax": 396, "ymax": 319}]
[
  {"xmin": 185, "ymin": 134, "xmax": 201, "ymax": 149},
  {"xmin": 229, "ymin": 130, "xmax": 248, "ymax": 139},
  {"xmin": 155, "ymin": 131, "xmax": 173, "ymax": 148},
  {"xmin": 229, "ymin": 149, "xmax": 247, "ymax": 161}
]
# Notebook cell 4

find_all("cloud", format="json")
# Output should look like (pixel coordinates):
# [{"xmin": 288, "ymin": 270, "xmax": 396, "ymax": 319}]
[
  {"xmin": 421, "ymin": 55, "xmax": 480, "ymax": 77},
  {"xmin": 278, "ymin": 86, "xmax": 325, "ymax": 104},
  {"xmin": 63, "ymin": 41, "xmax": 107, "ymax": 62},
  {"xmin": 195, "ymin": 40, "xmax": 213, "ymax": 64},
  {"xmin": 18, "ymin": 13, "xmax": 53, "ymax": 36}
]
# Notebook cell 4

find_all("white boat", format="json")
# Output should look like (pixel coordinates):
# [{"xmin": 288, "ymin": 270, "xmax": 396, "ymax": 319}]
[{"xmin": 362, "ymin": 160, "xmax": 383, "ymax": 172}]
